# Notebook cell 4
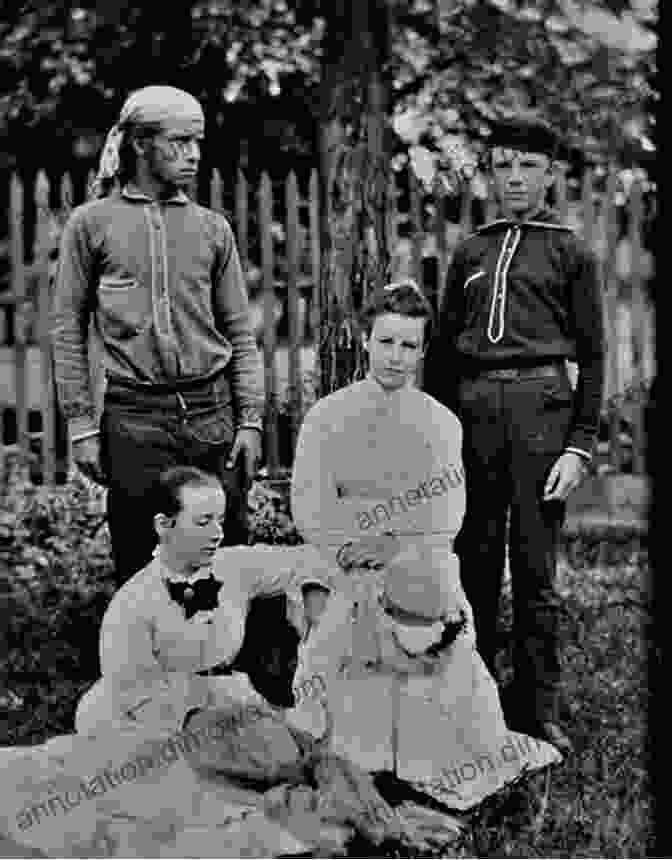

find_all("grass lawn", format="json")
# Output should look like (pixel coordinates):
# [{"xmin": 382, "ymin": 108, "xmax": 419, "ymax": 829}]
[
  {"xmin": 1, "ymin": 539, "xmax": 652, "ymax": 858},
  {"xmin": 459, "ymin": 548, "xmax": 652, "ymax": 859}
]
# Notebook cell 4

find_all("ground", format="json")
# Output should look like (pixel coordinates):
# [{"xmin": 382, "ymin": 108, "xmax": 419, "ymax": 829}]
[
  {"xmin": 463, "ymin": 547, "xmax": 651, "ymax": 858},
  {"xmin": 0, "ymin": 538, "xmax": 652, "ymax": 858}
]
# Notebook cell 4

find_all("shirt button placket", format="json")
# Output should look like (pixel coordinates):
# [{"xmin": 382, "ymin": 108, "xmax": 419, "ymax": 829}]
[
  {"xmin": 488, "ymin": 227, "xmax": 519, "ymax": 344},
  {"xmin": 152, "ymin": 207, "xmax": 166, "ymax": 304},
  {"xmin": 147, "ymin": 203, "xmax": 179, "ymax": 377}
]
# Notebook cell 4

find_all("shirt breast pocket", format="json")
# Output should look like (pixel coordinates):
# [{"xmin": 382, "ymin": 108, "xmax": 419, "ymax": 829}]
[
  {"xmin": 462, "ymin": 268, "xmax": 489, "ymax": 326},
  {"xmin": 97, "ymin": 275, "xmax": 150, "ymax": 339},
  {"xmin": 463, "ymin": 269, "xmax": 486, "ymax": 290}
]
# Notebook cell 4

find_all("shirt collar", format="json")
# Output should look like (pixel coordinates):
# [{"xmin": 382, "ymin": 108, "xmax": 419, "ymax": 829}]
[
  {"xmin": 121, "ymin": 183, "xmax": 190, "ymax": 205},
  {"xmin": 476, "ymin": 208, "xmax": 568, "ymax": 233}
]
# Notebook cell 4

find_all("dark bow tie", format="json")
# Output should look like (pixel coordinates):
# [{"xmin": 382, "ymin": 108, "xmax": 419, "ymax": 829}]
[{"xmin": 165, "ymin": 573, "xmax": 223, "ymax": 620}]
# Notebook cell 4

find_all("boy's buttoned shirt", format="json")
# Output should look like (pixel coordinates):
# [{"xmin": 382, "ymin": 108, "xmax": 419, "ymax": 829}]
[
  {"xmin": 51, "ymin": 184, "xmax": 264, "ymax": 440},
  {"xmin": 424, "ymin": 210, "xmax": 605, "ymax": 458}
]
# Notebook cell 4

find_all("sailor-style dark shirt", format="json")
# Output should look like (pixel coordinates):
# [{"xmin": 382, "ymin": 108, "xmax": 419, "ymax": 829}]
[{"xmin": 424, "ymin": 210, "xmax": 605, "ymax": 457}]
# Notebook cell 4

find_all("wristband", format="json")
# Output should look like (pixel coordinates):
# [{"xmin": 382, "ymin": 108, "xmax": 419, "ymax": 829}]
[
  {"xmin": 564, "ymin": 446, "xmax": 591, "ymax": 462},
  {"xmin": 71, "ymin": 429, "xmax": 100, "ymax": 443}
]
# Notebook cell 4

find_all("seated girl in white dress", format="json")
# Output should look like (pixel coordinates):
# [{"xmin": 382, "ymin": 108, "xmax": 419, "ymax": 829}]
[
  {"xmin": 75, "ymin": 465, "xmax": 334, "ymax": 741},
  {"xmin": 290, "ymin": 280, "xmax": 562, "ymax": 810}
]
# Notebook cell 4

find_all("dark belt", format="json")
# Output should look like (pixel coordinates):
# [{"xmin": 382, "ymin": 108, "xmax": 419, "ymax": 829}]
[
  {"xmin": 104, "ymin": 370, "xmax": 232, "ymax": 414},
  {"xmin": 105, "ymin": 368, "xmax": 229, "ymax": 399},
  {"xmin": 197, "ymin": 663, "xmax": 235, "ymax": 677},
  {"xmin": 471, "ymin": 362, "xmax": 565, "ymax": 382}
]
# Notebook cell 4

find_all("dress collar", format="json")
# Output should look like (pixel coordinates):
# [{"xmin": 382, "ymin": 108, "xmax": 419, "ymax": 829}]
[
  {"xmin": 121, "ymin": 183, "xmax": 190, "ymax": 205},
  {"xmin": 361, "ymin": 372, "xmax": 414, "ymax": 401},
  {"xmin": 151, "ymin": 547, "xmax": 215, "ymax": 584}
]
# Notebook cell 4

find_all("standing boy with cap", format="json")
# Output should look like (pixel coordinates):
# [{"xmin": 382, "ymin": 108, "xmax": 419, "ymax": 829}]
[
  {"xmin": 423, "ymin": 115, "xmax": 605, "ymax": 753},
  {"xmin": 51, "ymin": 85, "xmax": 264, "ymax": 583}
]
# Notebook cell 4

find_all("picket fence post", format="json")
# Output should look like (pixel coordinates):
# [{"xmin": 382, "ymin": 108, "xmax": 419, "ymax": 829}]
[
  {"xmin": 285, "ymin": 171, "xmax": 303, "ymax": 456},
  {"xmin": 258, "ymin": 171, "xmax": 280, "ymax": 475},
  {"xmin": 10, "ymin": 173, "xmax": 30, "ymax": 461},
  {"xmin": 408, "ymin": 170, "xmax": 423, "ymax": 290},
  {"xmin": 33, "ymin": 170, "xmax": 58, "ymax": 484},
  {"xmin": 210, "ymin": 167, "xmax": 224, "ymax": 213},
  {"xmin": 602, "ymin": 167, "xmax": 623, "ymax": 471},
  {"xmin": 236, "ymin": 169, "xmax": 249, "ymax": 273},
  {"xmin": 308, "ymin": 168, "xmax": 321, "ymax": 384},
  {"xmin": 627, "ymin": 179, "xmax": 647, "ymax": 475}
]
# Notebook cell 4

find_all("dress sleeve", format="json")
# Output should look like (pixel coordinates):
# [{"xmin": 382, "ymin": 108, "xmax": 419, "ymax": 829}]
[
  {"xmin": 99, "ymin": 589, "xmax": 211, "ymax": 735},
  {"xmin": 214, "ymin": 545, "xmax": 339, "ymax": 636},
  {"xmin": 428, "ymin": 402, "xmax": 466, "ymax": 531},
  {"xmin": 290, "ymin": 403, "xmax": 356, "ymax": 559},
  {"xmin": 291, "ymin": 590, "xmax": 354, "ymax": 695}
]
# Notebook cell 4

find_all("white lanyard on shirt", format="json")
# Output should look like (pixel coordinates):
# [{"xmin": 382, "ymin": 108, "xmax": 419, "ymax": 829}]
[{"xmin": 487, "ymin": 226, "xmax": 522, "ymax": 344}]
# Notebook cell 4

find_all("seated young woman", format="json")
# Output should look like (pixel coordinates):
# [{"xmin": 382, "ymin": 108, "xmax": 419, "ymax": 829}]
[{"xmin": 290, "ymin": 281, "xmax": 562, "ymax": 810}]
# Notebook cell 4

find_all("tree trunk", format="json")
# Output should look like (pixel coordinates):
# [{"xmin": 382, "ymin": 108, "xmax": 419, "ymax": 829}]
[{"xmin": 317, "ymin": 0, "xmax": 392, "ymax": 397}]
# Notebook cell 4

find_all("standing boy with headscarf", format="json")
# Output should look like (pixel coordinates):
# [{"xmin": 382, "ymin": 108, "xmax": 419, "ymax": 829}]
[{"xmin": 51, "ymin": 85, "xmax": 264, "ymax": 583}]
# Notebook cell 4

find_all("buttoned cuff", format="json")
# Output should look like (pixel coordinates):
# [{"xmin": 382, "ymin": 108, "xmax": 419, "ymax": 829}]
[
  {"xmin": 565, "ymin": 430, "xmax": 597, "ymax": 460},
  {"xmin": 564, "ymin": 446, "xmax": 592, "ymax": 462},
  {"xmin": 68, "ymin": 416, "xmax": 100, "ymax": 443}
]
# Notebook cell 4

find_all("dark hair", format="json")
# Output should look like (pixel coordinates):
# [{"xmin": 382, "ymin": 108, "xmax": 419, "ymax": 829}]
[
  {"xmin": 151, "ymin": 466, "xmax": 222, "ymax": 519},
  {"xmin": 360, "ymin": 279, "xmax": 435, "ymax": 342}
]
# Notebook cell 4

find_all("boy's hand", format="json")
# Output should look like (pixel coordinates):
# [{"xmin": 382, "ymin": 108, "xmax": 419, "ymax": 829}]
[
  {"xmin": 543, "ymin": 451, "xmax": 589, "ymax": 502},
  {"xmin": 226, "ymin": 428, "xmax": 262, "ymax": 484}
]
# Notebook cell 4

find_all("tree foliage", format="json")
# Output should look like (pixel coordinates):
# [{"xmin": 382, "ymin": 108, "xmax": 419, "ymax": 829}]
[
  {"xmin": 391, "ymin": 0, "xmax": 657, "ymax": 192},
  {"xmin": 0, "ymin": 0, "xmax": 657, "ymax": 173},
  {"xmin": 0, "ymin": 1, "xmax": 323, "ymax": 166}
]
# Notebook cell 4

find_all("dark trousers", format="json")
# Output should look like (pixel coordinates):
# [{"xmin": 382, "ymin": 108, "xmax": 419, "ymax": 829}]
[
  {"xmin": 454, "ymin": 367, "xmax": 574, "ymax": 724},
  {"xmin": 100, "ymin": 372, "xmax": 250, "ymax": 585}
]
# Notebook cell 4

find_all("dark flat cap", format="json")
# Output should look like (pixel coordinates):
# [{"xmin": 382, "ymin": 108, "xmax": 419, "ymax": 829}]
[{"xmin": 488, "ymin": 115, "xmax": 560, "ymax": 159}]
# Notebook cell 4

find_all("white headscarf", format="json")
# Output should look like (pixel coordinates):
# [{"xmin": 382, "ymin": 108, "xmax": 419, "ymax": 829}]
[{"xmin": 91, "ymin": 85, "xmax": 205, "ymax": 198}]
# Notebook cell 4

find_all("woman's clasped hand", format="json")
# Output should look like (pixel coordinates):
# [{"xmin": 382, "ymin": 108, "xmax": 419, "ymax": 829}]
[{"xmin": 336, "ymin": 534, "xmax": 402, "ymax": 571}]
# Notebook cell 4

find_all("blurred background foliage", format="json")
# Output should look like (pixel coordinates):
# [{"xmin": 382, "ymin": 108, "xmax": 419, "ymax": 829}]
[{"xmin": 0, "ymin": 0, "xmax": 657, "ymax": 182}]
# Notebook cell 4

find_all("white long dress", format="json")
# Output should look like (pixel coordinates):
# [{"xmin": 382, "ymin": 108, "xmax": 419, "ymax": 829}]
[
  {"xmin": 75, "ymin": 545, "xmax": 333, "ymax": 741},
  {"xmin": 290, "ymin": 374, "xmax": 561, "ymax": 809}
]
